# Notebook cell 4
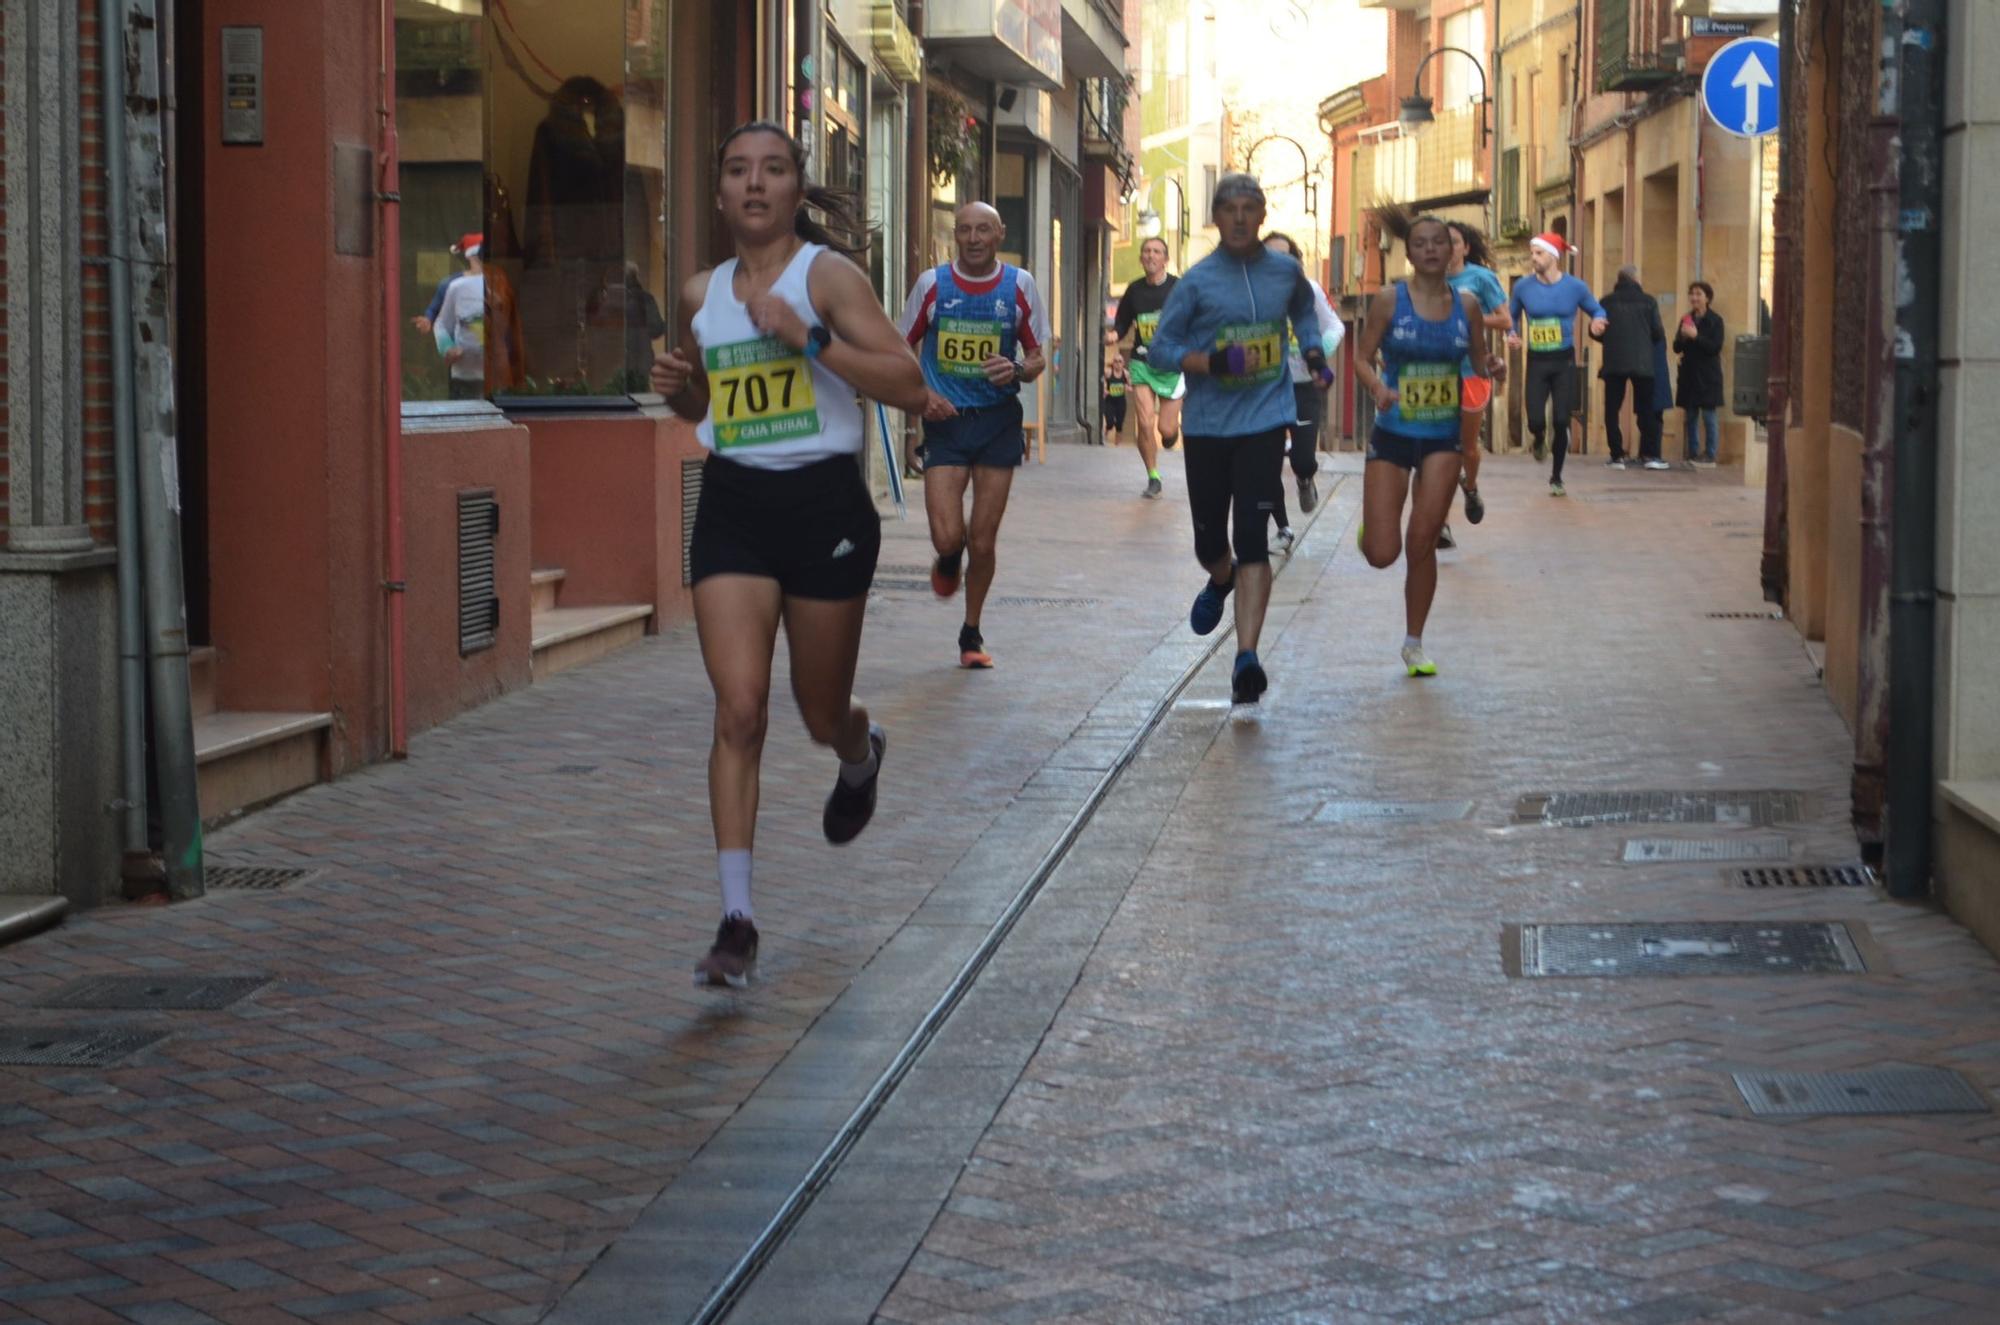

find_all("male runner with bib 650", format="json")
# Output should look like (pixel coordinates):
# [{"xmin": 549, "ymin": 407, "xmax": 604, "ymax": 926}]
[{"xmin": 899, "ymin": 202, "xmax": 1051, "ymax": 669}]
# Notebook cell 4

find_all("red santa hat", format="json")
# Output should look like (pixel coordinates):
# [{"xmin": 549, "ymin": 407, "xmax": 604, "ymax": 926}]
[
  {"xmin": 457, "ymin": 232, "xmax": 484, "ymax": 258},
  {"xmin": 1529, "ymin": 232, "xmax": 1575, "ymax": 260}
]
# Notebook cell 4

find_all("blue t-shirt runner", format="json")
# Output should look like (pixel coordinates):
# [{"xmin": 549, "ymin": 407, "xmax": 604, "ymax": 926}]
[{"xmin": 1507, "ymin": 233, "xmax": 1608, "ymax": 493}]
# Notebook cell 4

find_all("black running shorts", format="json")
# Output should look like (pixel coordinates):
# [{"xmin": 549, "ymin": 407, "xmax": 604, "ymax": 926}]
[
  {"xmin": 688, "ymin": 453, "xmax": 881, "ymax": 600},
  {"xmin": 1183, "ymin": 428, "xmax": 1286, "ymax": 567}
]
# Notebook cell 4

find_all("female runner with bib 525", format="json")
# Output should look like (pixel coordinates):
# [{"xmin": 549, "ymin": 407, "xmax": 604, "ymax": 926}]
[
  {"xmin": 650, "ymin": 122, "xmax": 927, "ymax": 989},
  {"xmin": 1353, "ymin": 214, "xmax": 1492, "ymax": 678}
]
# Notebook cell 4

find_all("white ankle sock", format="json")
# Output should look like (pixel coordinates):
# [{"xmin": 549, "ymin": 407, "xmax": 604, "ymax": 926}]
[
  {"xmin": 838, "ymin": 728, "xmax": 880, "ymax": 788},
  {"xmin": 1404, "ymin": 634, "xmax": 1422, "ymax": 651},
  {"xmin": 718, "ymin": 849, "xmax": 753, "ymax": 920}
]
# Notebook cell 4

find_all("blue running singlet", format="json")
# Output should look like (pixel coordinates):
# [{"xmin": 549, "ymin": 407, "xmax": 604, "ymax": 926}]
[{"xmin": 1374, "ymin": 282, "xmax": 1472, "ymax": 441}]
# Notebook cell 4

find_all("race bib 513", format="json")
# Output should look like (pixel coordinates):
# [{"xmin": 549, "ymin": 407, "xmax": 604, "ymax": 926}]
[
  {"xmin": 1527, "ymin": 317, "xmax": 1564, "ymax": 350},
  {"xmin": 1397, "ymin": 363, "xmax": 1460, "ymax": 424},
  {"xmin": 706, "ymin": 336, "xmax": 822, "ymax": 448}
]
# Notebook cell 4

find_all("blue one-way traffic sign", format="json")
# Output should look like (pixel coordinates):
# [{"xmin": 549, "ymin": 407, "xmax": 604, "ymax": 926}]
[{"xmin": 1702, "ymin": 36, "xmax": 1781, "ymax": 138}]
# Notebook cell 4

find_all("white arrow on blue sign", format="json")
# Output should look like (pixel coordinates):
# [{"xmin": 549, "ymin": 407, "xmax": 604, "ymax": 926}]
[{"xmin": 1702, "ymin": 36, "xmax": 1781, "ymax": 138}]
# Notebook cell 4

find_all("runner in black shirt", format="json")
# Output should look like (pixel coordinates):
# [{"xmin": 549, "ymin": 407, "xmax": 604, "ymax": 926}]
[{"xmin": 1113, "ymin": 238, "xmax": 1185, "ymax": 498}]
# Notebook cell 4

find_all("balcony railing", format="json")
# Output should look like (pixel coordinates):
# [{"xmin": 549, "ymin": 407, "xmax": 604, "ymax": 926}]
[
  {"xmin": 1599, "ymin": 49, "xmax": 1678, "ymax": 91},
  {"xmin": 1351, "ymin": 105, "xmax": 1484, "ymax": 211}
]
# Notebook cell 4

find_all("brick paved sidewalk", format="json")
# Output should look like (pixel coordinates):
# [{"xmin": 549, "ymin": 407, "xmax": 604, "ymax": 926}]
[
  {"xmin": 850, "ymin": 455, "xmax": 2000, "ymax": 1324},
  {"xmin": 0, "ymin": 443, "xmax": 1253, "ymax": 1325}
]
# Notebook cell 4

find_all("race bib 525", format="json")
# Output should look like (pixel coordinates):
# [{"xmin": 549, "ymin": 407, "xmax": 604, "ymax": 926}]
[{"xmin": 1397, "ymin": 364, "xmax": 1460, "ymax": 424}]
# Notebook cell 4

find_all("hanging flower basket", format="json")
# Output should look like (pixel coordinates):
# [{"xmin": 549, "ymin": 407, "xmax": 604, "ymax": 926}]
[{"xmin": 927, "ymin": 87, "xmax": 980, "ymax": 185}]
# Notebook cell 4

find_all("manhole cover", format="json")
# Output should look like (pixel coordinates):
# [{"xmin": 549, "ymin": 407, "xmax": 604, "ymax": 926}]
[
  {"xmin": 1622, "ymin": 837, "xmax": 1793, "ymax": 863},
  {"xmin": 990, "ymin": 595, "xmax": 1100, "ymax": 608},
  {"xmin": 0, "ymin": 1027, "xmax": 167, "ymax": 1067},
  {"xmin": 207, "ymin": 866, "xmax": 313, "ymax": 891},
  {"xmin": 1734, "ymin": 1067, "xmax": 1989, "ymax": 1117},
  {"xmin": 1516, "ymin": 790, "xmax": 1806, "ymax": 828},
  {"xmin": 1731, "ymin": 863, "xmax": 1874, "ymax": 888},
  {"xmin": 1706, "ymin": 610, "xmax": 1783, "ymax": 620},
  {"xmin": 1313, "ymin": 800, "xmax": 1474, "ymax": 824},
  {"xmin": 34, "ymin": 975, "xmax": 272, "ymax": 1011},
  {"xmin": 1511, "ymin": 922, "xmax": 1865, "ymax": 977}
]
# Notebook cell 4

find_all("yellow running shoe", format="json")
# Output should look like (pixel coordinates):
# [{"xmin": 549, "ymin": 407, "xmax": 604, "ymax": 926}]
[{"xmin": 1401, "ymin": 642, "xmax": 1437, "ymax": 678}]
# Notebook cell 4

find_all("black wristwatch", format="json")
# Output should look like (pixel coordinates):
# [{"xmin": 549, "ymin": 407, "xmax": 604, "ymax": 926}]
[
  {"xmin": 1010, "ymin": 357, "xmax": 1029, "ymax": 380},
  {"xmin": 804, "ymin": 324, "xmax": 832, "ymax": 358}
]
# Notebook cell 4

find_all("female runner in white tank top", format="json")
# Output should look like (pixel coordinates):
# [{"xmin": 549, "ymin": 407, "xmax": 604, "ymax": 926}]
[{"xmin": 650, "ymin": 122, "xmax": 927, "ymax": 988}]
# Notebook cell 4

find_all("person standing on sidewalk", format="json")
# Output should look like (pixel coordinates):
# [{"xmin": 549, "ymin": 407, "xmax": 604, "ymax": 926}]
[
  {"xmin": 1114, "ymin": 237, "xmax": 1187, "ymax": 499},
  {"xmin": 432, "ymin": 234, "xmax": 488, "ymax": 401},
  {"xmin": 1263, "ymin": 232, "xmax": 1342, "ymax": 525},
  {"xmin": 1507, "ymin": 232, "xmax": 1607, "ymax": 497},
  {"xmin": 1148, "ymin": 174, "xmax": 1329, "ymax": 718},
  {"xmin": 898, "ymin": 202, "xmax": 1050, "ymax": 669},
  {"xmin": 1594, "ymin": 265, "xmax": 1668, "ymax": 470},
  {"xmin": 1674, "ymin": 281, "xmax": 1726, "ymax": 464},
  {"xmin": 1352, "ymin": 215, "xmax": 1491, "ymax": 678},
  {"xmin": 650, "ymin": 122, "xmax": 928, "ymax": 989}
]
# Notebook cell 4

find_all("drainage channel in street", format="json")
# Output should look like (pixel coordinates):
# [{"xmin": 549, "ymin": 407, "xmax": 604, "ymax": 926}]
[{"xmin": 680, "ymin": 482, "xmax": 1354, "ymax": 1325}]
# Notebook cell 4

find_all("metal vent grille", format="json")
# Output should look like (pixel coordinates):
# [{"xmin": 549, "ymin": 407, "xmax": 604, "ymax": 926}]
[
  {"xmin": 35, "ymin": 975, "xmax": 272, "ymax": 1011},
  {"xmin": 1511, "ymin": 922, "xmax": 1866, "ymax": 977},
  {"xmin": 1731, "ymin": 863, "xmax": 1874, "ymax": 888},
  {"xmin": 1706, "ymin": 610, "xmax": 1782, "ymax": 619},
  {"xmin": 0, "ymin": 1027, "xmax": 167, "ymax": 1067},
  {"xmin": 1734, "ymin": 1068, "xmax": 1989, "ymax": 1117},
  {"xmin": 458, "ymin": 489, "xmax": 499, "ymax": 655},
  {"xmin": 1623, "ymin": 837, "xmax": 1793, "ymax": 863},
  {"xmin": 681, "ymin": 459, "xmax": 705, "ymax": 587},
  {"xmin": 207, "ymin": 866, "xmax": 312, "ymax": 891},
  {"xmin": 1516, "ymin": 790, "xmax": 1807, "ymax": 828}
]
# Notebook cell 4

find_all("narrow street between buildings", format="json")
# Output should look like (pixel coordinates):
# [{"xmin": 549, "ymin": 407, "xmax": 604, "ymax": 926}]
[{"xmin": 3, "ymin": 447, "xmax": 1996, "ymax": 1325}]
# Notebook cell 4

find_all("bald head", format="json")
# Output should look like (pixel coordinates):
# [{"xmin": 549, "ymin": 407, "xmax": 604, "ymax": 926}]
[{"xmin": 952, "ymin": 201, "xmax": 1005, "ymax": 275}]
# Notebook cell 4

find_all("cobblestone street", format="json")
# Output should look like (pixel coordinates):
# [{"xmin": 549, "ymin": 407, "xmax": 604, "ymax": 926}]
[{"xmin": 3, "ymin": 445, "xmax": 1998, "ymax": 1324}]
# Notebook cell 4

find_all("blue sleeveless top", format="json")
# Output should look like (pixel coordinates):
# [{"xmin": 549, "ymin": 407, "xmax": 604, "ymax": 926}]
[
  {"xmin": 1375, "ymin": 282, "xmax": 1472, "ymax": 441},
  {"xmin": 921, "ymin": 264, "xmax": 1022, "ymax": 410}
]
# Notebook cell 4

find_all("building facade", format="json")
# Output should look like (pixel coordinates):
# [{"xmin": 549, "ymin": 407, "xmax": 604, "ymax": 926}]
[{"xmin": 0, "ymin": 0, "xmax": 1131, "ymax": 906}]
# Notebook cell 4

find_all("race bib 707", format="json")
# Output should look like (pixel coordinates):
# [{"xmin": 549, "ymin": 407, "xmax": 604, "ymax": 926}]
[{"xmin": 706, "ymin": 336, "xmax": 822, "ymax": 448}]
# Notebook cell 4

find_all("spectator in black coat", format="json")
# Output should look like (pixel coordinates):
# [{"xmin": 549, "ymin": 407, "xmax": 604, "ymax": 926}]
[
  {"xmin": 1674, "ymin": 281, "xmax": 1726, "ymax": 463},
  {"xmin": 1593, "ymin": 266, "xmax": 1667, "ymax": 468}
]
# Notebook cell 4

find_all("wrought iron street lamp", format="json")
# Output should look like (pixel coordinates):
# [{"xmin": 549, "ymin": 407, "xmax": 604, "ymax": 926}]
[{"xmin": 1398, "ymin": 45, "xmax": 1491, "ymax": 148}]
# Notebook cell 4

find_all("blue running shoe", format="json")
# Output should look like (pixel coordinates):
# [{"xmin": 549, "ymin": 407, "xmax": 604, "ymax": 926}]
[
  {"xmin": 1189, "ymin": 570, "xmax": 1235, "ymax": 636},
  {"xmin": 1232, "ymin": 650, "xmax": 1268, "ymax": 705}
]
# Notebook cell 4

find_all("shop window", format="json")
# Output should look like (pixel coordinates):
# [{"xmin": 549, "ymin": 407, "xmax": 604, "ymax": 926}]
[{"xmin": 396, "ymin": 0, "xmax": 688, "ymax": 408}]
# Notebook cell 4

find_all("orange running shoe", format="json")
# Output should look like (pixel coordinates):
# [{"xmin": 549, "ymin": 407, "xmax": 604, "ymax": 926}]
[
  {"xmin": 930, "ymin": 550, "xmax": 963, "ymax": 599},
  {"xmin": 958, "ymin": 624, "xmax": 993, "ymax": 669}
]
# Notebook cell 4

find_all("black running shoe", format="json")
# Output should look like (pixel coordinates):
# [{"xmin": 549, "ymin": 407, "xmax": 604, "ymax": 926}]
[
  {"xmin": 1437, "ymin": 523, "xmax": 1457, "ymax": 550},
  {"xmin": 1231, "ymin": 651, "xmax": 1268, "ymax": 705},
  {"xmin": 1462, "ymin": 483, "xmax": 1485, "ymax": 524},
  {"xmin": 1162, "ymin": 431, "xmax": 1181, "ymax": 451},
  {"xmin": 694, "ymin": 914, "xmax": 759, "ymax": 988},
  {"xmin": 823, "ymin": 724, "xmax": 886, "ymax": 844},
  {"xmin": 1297, "ymin": 475, "xmax": 1318, "ymax": 513}
]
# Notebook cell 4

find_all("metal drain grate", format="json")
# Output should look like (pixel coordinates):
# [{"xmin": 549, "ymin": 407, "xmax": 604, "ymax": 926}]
[
  {"xmin": 1734, "ymin": 1067, "xmax": 1989, "ymax": 1117},
  {"xmin": 1511, "ymin": 922, "xmax": 1866, "ymax": 977},
  {"xmin": 1731, "ymin": 863, "xmax": 1874, "ymax": 888},
  {"xmin": 990, "ymin": 596, "xmax": 1100, "ymax": 608},
  {"xmin": 34, "ymin": 975, "xmax": 272, "ymax": 1011},
  {"xmin": 1314, "ymin": 800, "xmax": 1475, "ymax": 824},
  {"xmin": 870, "ymin": 577, "xmax": 934, "ymax": 594},
  {"xmin": 1706, "ymin": 610, "xmax": 1783, "ymax": 619},
  {"xmin": 1623, "ymin": 837, "xmax": 1793, "ymax": 864},
  {"xmin": 0, "ymin": 1027, "xmax": 167, "ymax": 1067},
  {"xmin": 206, "ymin": 866, "xmax": 313, "ymax": 891},
  {"xmin": 1517, "ymin": 790, "xmax": 1806, "ymax": 828}
]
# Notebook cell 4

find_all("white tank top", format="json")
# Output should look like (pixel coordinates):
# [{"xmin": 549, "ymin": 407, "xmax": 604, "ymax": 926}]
[{"xmin": 691, "ymin": 242, "xmax": 863, "ymax": 470}]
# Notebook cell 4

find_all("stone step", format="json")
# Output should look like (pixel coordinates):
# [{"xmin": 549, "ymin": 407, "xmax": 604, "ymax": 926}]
[
  {"xmin": 531, "ymin": 605, "xmax": 652, "ymax": 681},
  {"xmin": 530, "ymin": 567, "xmax": 566, "ymax": 615},
  {"xmin": 193, "ymin": 711, "xmax": 332, "ymax": 822}
]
